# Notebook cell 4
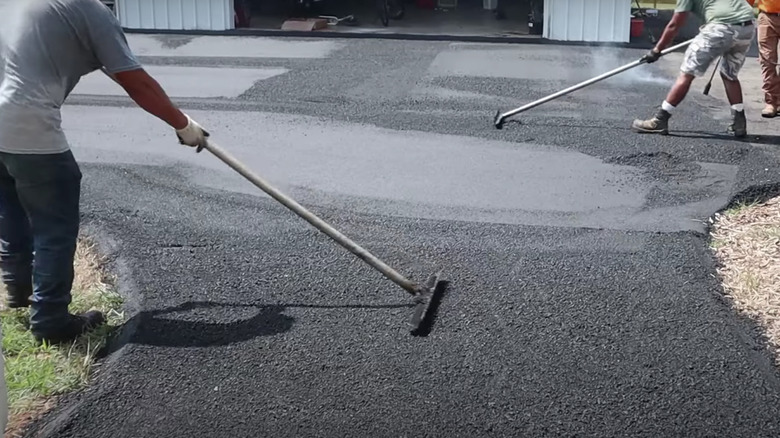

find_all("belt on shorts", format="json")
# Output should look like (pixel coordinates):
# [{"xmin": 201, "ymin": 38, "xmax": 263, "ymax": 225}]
[{"xmin": 731, "ymin": 20, "xmax": 755, "ymax": 26}]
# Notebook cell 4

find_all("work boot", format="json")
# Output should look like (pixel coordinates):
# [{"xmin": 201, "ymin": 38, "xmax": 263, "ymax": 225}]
[
  {"xmin": 631, "ymin": 108, "xmax": 671, "ymax": 135},
  {"xmin": 5, "ymin": 283, "xmax": 31, "ymax": 308},
  {"xmin": 762, "ymin": 104, "xmax": 777, "ymax": 118},
  {"xmin": 32, "ymin": 311, "xmax": 106, "ymax": 345},
  {"xmin": 728, "ymin": 109, "xmax": 747, "ymax": 138}
]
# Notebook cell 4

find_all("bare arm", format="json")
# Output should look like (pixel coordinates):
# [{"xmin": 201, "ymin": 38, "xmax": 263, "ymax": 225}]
[
  {"xmin": 653, "ymin": 12, "xmax": 688, "ymax": 53},
  {"xmin": 106, "ymin": 68, "xmax": 188, "ymax": 130},
  {"xmin": 84, "ymin": 2, "xmax": 206, "ymax": 147}
]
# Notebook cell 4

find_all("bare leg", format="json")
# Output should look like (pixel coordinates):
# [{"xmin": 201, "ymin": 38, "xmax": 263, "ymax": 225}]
[
  {"xmin": 664, "ymin": 73, "xmax": 696, "ymax": 106},
  {"xmin": 721, "ymin": 73, "xmax": 747, "ymax": 138},
  {"xmin": 631, "ymin": 73, "xmax": 695, "ymax": 135},
  {"xmin": 721, "ymin": 73, "xmax": 743, "ymax": 105}
]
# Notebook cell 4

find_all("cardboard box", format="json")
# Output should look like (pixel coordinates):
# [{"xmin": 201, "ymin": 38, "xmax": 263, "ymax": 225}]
[{"xmin": 281, "ymin": 18, "xmax": 329, "ymax": 31}]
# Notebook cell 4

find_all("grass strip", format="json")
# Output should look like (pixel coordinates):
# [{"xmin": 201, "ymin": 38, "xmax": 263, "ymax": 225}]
[
  {"xmin": 1, "ymin": 237, "xmax": 124, "ymax": 436},
  {"xmin": 710, "ymin": 196, "xmax": 780, "ymax": 366}
]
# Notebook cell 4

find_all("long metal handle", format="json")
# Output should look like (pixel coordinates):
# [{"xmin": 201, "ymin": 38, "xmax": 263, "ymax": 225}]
[
  {"xmin": 200, "ymin": 140, "xmax": 420, "ymax": 295},
  {"xmin": 500, "ymin": 39, "xmax": 693, "ymax": 120},
  {"xmin": 703, "ymin": 55, "xmax": 721, "ymax": 95}
]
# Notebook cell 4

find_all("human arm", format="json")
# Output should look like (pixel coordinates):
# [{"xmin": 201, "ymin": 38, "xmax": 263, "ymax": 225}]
[
  {"xmin": 746, "ymin": 0, "xmax": 761, "ymax": 17},
  {"xmin": 82, "ymin": 1, "xmax": 207, "ymax": 147},
  {"xmin": 105, "ymin": 68, "xmax": 208, "ymax": 146},
  {"xmin": 102, "ymin": 67, "xmax": 186, "ymax": 129},
  {"xmin": 642, "ymin": 11, "xmax": 689, "ymax": 63}
]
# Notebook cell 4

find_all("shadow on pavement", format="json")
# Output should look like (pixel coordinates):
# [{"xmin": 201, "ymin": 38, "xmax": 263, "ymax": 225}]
[
  {"xmin": 101, "ymin": 300, "xmax": 413, "ymax": 353},
  {"xmin": 499, "ymin": 120, "xmax": 631, "ymax": 131},
  {"xmin": 128, "ymin": 301, "xmax": 294, "ymax": 348},
  {"xmin": 670, "ymin": 131, "xmax": 780, "ymax": 146}
]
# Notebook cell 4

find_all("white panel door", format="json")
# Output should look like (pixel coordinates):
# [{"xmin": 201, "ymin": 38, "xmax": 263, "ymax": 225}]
[
  {"xmin": 544, "ymin": 0, "xmax": 631, "ymax": 43},
  {"xmin": 117, "ymin": 0, "xmax": 234, "ymax": 31}
]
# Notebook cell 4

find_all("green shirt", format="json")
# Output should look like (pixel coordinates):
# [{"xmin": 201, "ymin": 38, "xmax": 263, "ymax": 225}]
[{"xmin": 675, "ymin": 0, "xmax": 755, "ymax": 24}]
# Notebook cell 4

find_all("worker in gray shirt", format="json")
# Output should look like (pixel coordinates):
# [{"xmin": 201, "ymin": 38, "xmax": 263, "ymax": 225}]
[{"xmin": 0, "ymin": 0, "xmax": 210, "ymax": 344}]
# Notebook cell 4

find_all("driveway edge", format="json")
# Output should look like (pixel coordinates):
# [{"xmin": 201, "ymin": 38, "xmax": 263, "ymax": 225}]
[{"xmin": 123, "ymin": 27, "xmax": 657, "ymax": 49}]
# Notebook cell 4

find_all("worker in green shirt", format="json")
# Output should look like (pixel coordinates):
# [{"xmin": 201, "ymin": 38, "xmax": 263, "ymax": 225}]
[{"xmin": 631, "ymin": 0, "xmax": 756, "ymax": 137}]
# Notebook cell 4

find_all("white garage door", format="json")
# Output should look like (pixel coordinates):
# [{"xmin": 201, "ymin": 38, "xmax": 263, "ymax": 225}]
[
  {"xmin": 117, "ymin": 0, "xmax": 234, "ymax": 31},
  {"xmin": 543, "ymin": 0, "xmax": 632, "ymax": 43}
]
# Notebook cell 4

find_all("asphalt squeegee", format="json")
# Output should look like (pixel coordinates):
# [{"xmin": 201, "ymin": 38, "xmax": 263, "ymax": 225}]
[
  {"xmin": 195, "ymin": 140, "xmax": 448, "ymax": 336},
  {"xmin": 493, "ymin": 39, "xmax": 694, "ymax": 129}
]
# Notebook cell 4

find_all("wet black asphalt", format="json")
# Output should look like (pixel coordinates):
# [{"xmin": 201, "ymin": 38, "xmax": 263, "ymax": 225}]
[{"xmin": 22, "ymin": 37, "xmax": 780, "ymax": 437}]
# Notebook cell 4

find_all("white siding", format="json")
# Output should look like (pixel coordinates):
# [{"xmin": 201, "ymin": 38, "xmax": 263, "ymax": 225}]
[
  {"xmin": 117, "ymin": 0, "xmax": 234, "ymax": 31},
  {"xmin": 543, "ymin": 0, "xmax": 631, "ymax": 43}
]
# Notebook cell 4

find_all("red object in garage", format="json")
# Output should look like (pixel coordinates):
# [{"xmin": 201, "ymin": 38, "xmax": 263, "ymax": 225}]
[
  {"xmin": 416, "ymin": 0, "xmax": 436, "ymax": 9},
  {"xmin": 630, "ymin": 17, "xmax": 644, "ymax": 38},
  {"xmin": 235, "ymin": 0, "xmax": 251, "ymax": 28}
]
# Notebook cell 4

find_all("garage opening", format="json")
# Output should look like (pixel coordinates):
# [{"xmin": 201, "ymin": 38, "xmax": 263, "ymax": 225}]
[{"xmin": 234, "ymin": 0, "xmax": 544, "ymax": 38}]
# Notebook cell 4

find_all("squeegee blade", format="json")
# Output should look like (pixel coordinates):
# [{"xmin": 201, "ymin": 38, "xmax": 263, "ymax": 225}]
[
  {"xmin": 494, "ymin": 110, "xmax": 504, "ymax": 129},
  {"xmin": 409, "ymin": 272, "xmax": 448, "ymax": 337}
]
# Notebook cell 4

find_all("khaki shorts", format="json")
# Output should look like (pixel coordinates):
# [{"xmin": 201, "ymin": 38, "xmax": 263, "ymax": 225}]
[{"xmin": 681, "ymin": 21, "xmax": 755, "ymax": 80}]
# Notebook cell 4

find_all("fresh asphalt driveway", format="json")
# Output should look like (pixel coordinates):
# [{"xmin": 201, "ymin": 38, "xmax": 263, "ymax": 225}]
[{"xmin": 22, "ymin": 35, "xmax": 780, "ymax": 437}]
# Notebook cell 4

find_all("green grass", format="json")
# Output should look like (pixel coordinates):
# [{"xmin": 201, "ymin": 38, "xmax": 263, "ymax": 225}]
[
  {"xmin": 725, "ymin": 200, "xmax": 760, "ymax": 217},
  {"xmin": 709, "ymin": 238, "xmax": 727, "ymax": 250},
  {"xmin": 759, "ymin": 226, "xmax": 780, "ymax": 241},
  {"xmin": 1, "ymin": 239, "xmax": 124, "ymax": 433}
]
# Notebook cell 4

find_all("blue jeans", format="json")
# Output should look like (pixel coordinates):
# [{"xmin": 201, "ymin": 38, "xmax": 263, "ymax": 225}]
[{"xmin": 0, "ymin": 150, "xmax": 81, "ymax": 334}]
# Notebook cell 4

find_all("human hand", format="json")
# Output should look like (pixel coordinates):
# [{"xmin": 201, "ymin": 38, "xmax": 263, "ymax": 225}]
[
  {"xmin": 641, "ymin": 49, "xmax": 661, "ymax": 64},
  {"xmin": 175, "ymin": 114, "xmax": 210, "ymax": 151}
]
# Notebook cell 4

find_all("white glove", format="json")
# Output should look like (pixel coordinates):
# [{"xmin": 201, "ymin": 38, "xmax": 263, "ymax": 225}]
[{"xmin": 175, "ymin": 114, "xmax": 209, "ymax": 151}]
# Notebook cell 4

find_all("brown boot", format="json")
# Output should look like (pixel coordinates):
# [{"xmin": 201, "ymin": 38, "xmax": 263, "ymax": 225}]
[
  {"xmin": 728, "ymin": 109, "xmax": 747, "ymax": 138},
  {"xmin": 761, "ymin": 104, "xmax": 777, "ymax": 118},
  {"xmin": 631, "ymin": 108, "xmax": 671, "ymax": 135}
]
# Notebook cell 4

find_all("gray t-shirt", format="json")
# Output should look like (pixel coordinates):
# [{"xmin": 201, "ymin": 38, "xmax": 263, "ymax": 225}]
[{"xmin": 0, "ymin": 0, "xmax": 141, "ymax": 154}]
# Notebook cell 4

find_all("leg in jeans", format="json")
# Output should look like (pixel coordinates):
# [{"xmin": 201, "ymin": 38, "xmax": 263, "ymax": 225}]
[
  {"xmin": 0, "ymin": 150, "xmax": 102, "ymax": 340},
  {"xmin": 0, "ymin": 157, "xmax": 34, "ymax": 307},
  {"xmin": 757, "ymin": 12, "xmax": 780, "ymax": 115}
]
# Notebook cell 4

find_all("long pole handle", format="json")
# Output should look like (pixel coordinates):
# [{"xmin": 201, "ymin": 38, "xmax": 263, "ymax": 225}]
[
  {"xmin": 703, "ymin": 55, "xmax": 721, "ymax": 95},
  {"xmin": 200, "ymin": 140, "xmax": 420, "ymax": 295},
  {"xmin": 500, "ymin": 39, "xmax": 693, "ymax": 120}
]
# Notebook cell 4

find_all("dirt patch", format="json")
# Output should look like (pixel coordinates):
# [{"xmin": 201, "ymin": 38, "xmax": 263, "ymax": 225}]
[{"xmin": 710, "ymin": 196, "xmax": 780, "ymax": 366}]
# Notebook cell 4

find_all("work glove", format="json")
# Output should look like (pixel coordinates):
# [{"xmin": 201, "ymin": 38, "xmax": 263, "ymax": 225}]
[
  {"xmin": 175, "ymin": 113, "xmax": 210, "ymax": 152},
  {"xmin": 641, "ymin": 49, "xmax": 661, "ymax": 64}
]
